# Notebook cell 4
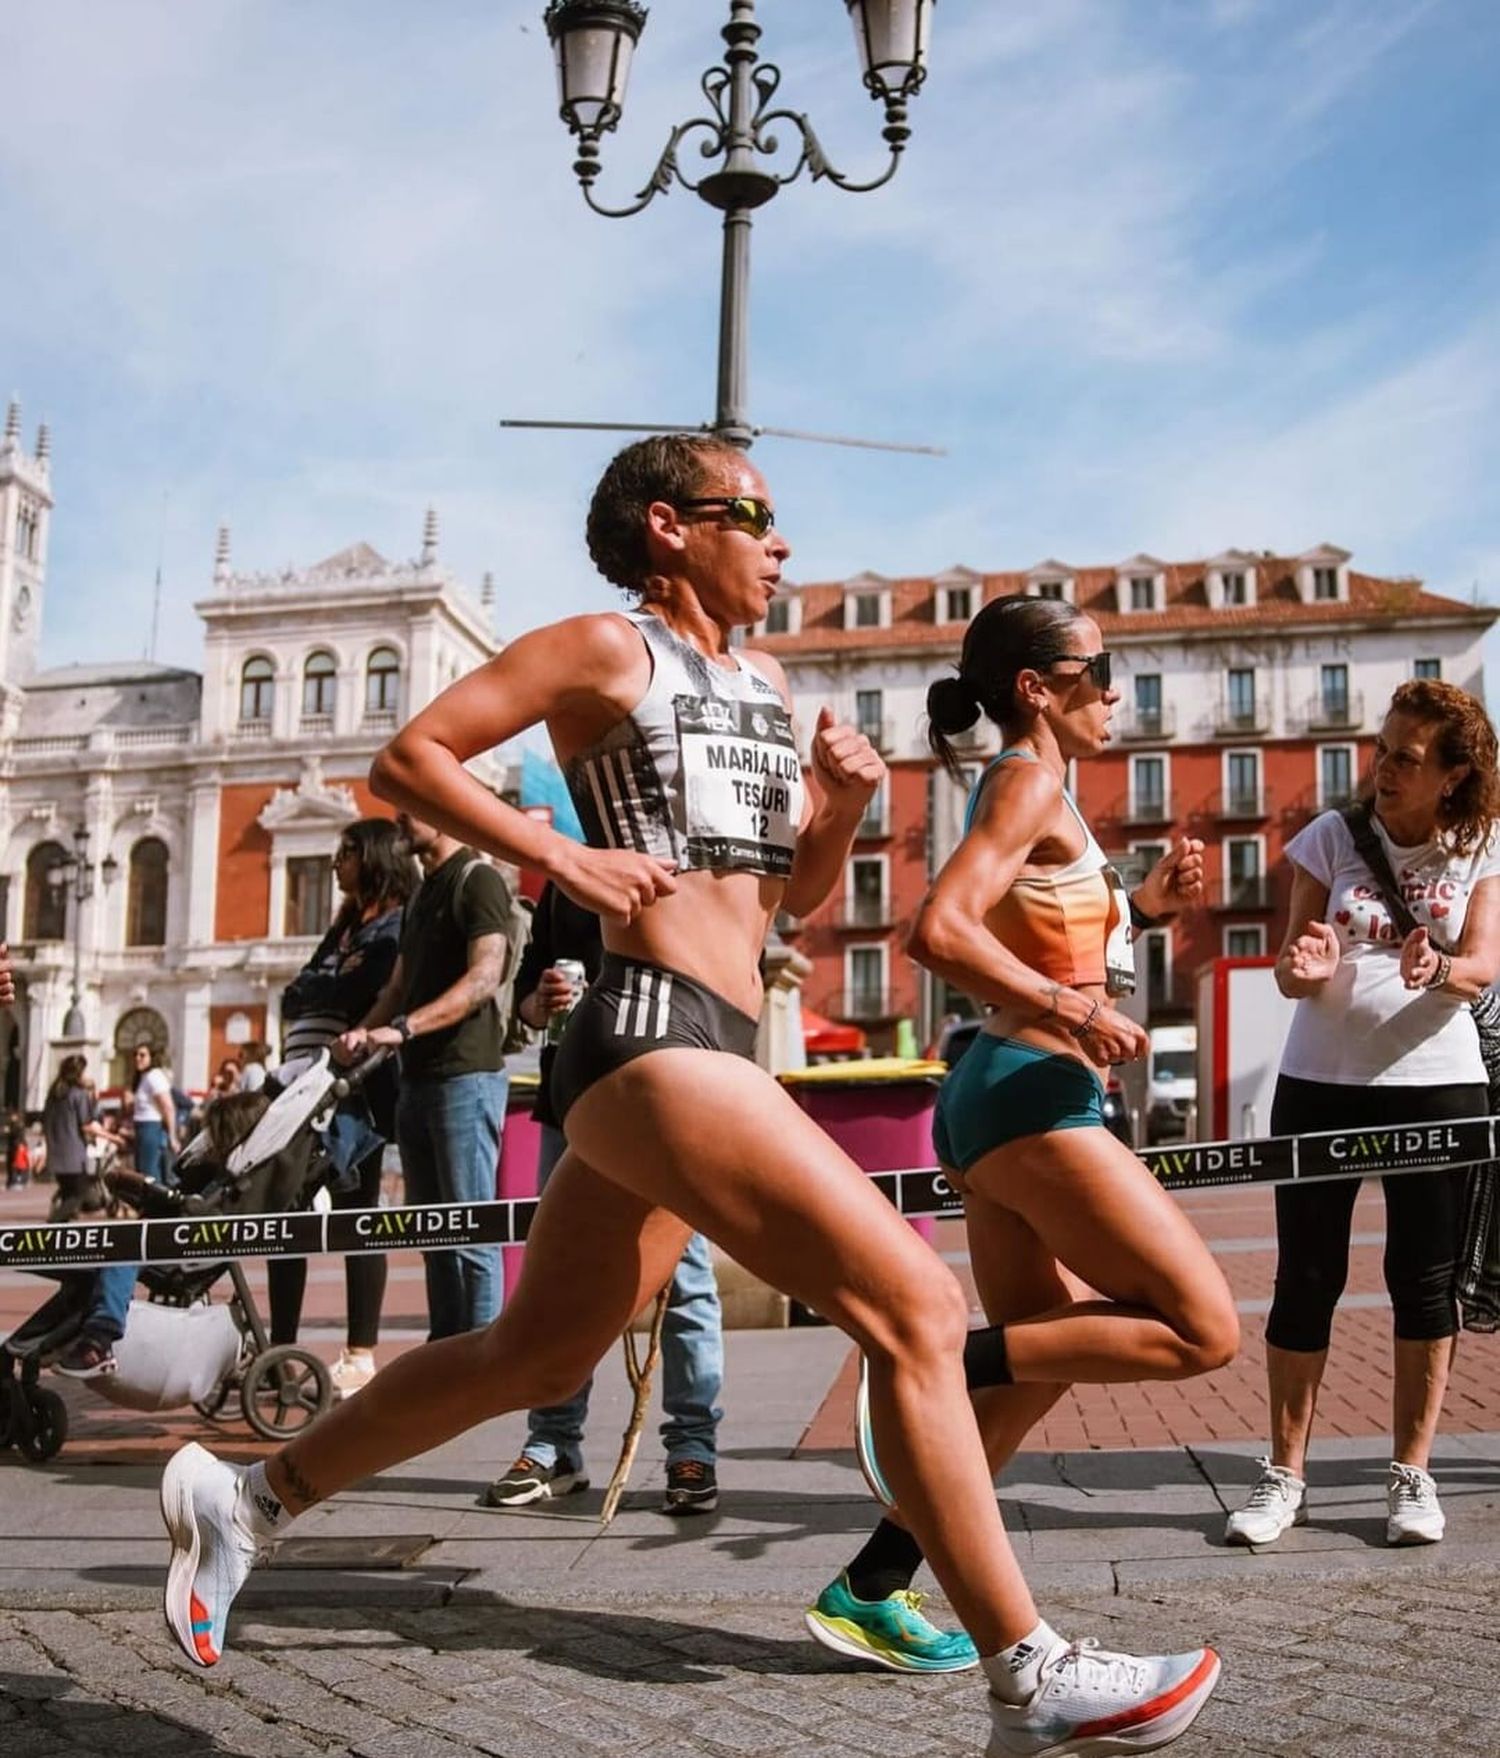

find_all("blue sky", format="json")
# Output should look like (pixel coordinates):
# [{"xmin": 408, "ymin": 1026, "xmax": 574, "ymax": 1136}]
[{"xmin": 2, "ymin": 1, "xmax": 1497, "ymax": 677}]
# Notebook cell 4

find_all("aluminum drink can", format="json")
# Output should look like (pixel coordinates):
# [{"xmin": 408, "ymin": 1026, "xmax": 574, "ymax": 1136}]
[{"xmin": 547, "ymin": 959, "xmax": 587, "ymax": 1044}]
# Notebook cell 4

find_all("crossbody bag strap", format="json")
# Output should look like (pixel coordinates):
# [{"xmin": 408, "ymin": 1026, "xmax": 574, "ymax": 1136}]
[{"xmin": 1341, "ymin": 802, "xmax": 1424, "ymax": 942}]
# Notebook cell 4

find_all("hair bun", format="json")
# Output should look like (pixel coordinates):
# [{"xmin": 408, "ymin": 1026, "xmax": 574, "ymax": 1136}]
[{"xmin": 927, "ymin": 675, "xmax": 983, "ymax": 736}]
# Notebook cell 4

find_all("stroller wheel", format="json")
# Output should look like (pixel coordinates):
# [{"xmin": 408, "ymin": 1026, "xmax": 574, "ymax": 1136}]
[
  {"xmin": 193, "ymin": 1379, "xmax": 235, "ymax": 1423},
  {"xmin": 17, "ymin": 1387, "xmax": 68, "ymax": 1463},
  {"xmin": 240, "ymin": 1346, "xmax": 332, "ymax": 1441}
]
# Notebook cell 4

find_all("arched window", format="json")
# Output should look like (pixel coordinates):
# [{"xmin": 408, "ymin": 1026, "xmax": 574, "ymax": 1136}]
[
  {"xmin": 126, "ymin": 837, "xmax": 169, "ymax": 947},
  {"xmin": 239, "ymin": 655, "xmax": 274, "ymax": 723},
  {"xmin": 24, "ymin": 841, "xmax": 68, "ymax": 942},
  {"xmin": 302, "ymin": 650, "xmax": 337, "ymax": 719},
  {"xmin": 365, "ymin": 646, "xmax": 400, "ymax": 715}
]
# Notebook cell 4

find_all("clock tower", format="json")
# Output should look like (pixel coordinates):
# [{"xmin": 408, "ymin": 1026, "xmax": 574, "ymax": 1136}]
[{"xmin": 0, "ymin": 397, "xmax": 51, "ymax": 690}]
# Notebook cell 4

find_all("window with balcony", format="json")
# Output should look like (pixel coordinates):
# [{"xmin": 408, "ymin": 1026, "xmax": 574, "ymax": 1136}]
[
  {"xmin": 847, "ymin": 945, "xmax": 886, "ymax": 1019},
  {"xmin": 1313, "ymin": 566, "xmax": 1339, "ymax": 601},
  {"xmin": 1225, "ymin": 925, "xmax": 1265, "ymax": 957},
  {"xmin": 1320, "ymin": 663, "xmax": 1350, "ymax": 722},
  {"xmin": 846, "ymin": 858, "xmax": 887, "ymax": 930},
  {"xmin": 1225, "ymin": 837, "xmax": 1262, "ymax": 907},
  {"xmin": 1134, "ymin": 674, "xmax": 1162, "ymax": 737},
  {"xmin": 1142, "ymin": 930, "xmax": 1171, "ymax": 1015},
  {"xmin": 1130, "ymin": 755, "xmax": 1167, "ymax": 819},
  {"xmin": 1414, "ymin": 657, "xmax": 1441, "ymax": 680},
  {"xmin": 855, "ymin": 688, "xmax": 885, "ymax": 749},
  {"xmin": 1319, "ymin": 744, "xmax": 1355, "ymax": 809},
  {"xmin": 302, "ymin": 651, "xmax": 336, "ymax": 719},
  {"xmin": 1225, "ymin": 668, "xmax": 1257, "ymax": 730},
  {"xmin": 285, "ymin": 855, "xmax": 333, "ymax": 938},
  {"xmin": 365, "ymin": 646, "xmax": 401, "ymax": 715},
  {"xmin": 763, "ymin": 598, "xmax": 791, "ymax": 634},
  {"xmin": 1226, "ymin": 751, "xmax": 1261, "ymax": 816},
  {"xmin": 24, "ymin": 841, "xmax": 68, "ymax": 942},
  {"xmin": 1130, "ymin": 576, "xmax": 1155, "ymax": 612},
  {"xmin": 126, "ymin": 837, "xmax": 169, "ymax": 947},
  {"xmin": 857, "ymin": 779, "xmax": 888, "ymax": 838},
  {"xmin": 239, "ymin": 655, "xmax": 274, "ymax": 723}
]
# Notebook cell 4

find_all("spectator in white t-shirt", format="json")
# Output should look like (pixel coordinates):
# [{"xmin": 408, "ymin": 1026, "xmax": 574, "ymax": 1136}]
[
  {"xmin": 130, "ymin": 1042, "xmax": 179, "ymax": 1182},
  {"xmin": 1226, "ymin": 680, "xmax": 1500, "ymax": 1553}
]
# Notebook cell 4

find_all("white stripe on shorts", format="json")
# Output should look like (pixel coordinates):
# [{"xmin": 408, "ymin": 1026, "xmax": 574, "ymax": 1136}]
[
  {"xmin": 654, "ymin": 973, "xmax": 672, "ymax": 1039},
  {"xmin": 615, "ymin": 966, "xmax": 636, "ymax": 1035},
  {"xmin": 634, "ymin": 969, "xmax": 654, "ymax": 1036}
]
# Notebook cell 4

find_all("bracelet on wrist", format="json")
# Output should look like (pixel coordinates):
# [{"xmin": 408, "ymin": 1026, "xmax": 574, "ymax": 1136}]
[
  {"xmin": 1424, "ymin": 954, "xmax": 1453, "ymax": 991},
  {"xmin": 1068, "ymin": 998, "xmax": 1102, "ymax": 1040},
  {"xmin": 1128, "ymin": 894, "xmax": 1167, "ymax": 932}
]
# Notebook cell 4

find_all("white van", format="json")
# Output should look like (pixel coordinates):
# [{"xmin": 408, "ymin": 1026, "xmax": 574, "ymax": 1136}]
[{"xmin": 1145, "ymin": 1025, "xmax": 1197, "ymax": 1144}]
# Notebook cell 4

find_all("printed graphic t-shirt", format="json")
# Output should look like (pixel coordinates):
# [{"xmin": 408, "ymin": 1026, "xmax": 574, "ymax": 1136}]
[{"xmin": 1279, "ymin": 809, "xmax": 1500, "ymax": 1086}]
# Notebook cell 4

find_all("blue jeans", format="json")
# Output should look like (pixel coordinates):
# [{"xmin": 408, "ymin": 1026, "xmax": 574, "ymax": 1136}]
[
  {"xmin": 524, "ymin": 1124, "xmax": 724, "ymax": 1470},
  {"xmin": 134, "ymin": 1119, "xmax": 169, "ymax": 1183},
  {"xmin": 26, "ymin": 1263, "xmax": 136, "ymax": 1347},
  {"xmin": 396, "ymin": 1070, "xmax": 507, "ymax": 1339}
]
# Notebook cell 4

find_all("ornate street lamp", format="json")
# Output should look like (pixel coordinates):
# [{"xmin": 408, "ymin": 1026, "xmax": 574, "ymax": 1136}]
[
  {"xmin": 531, "ymin": 0, "xmax": 938, "ymax": 450},
  {"xmin": 48, "ymin": 824, "xmax": 119, "ymax": 1039}
]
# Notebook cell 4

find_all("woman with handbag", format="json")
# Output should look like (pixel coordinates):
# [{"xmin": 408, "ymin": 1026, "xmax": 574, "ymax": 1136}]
[{"xmin": 1226, "ymin": 679, "xmax": 1500, "ymax": 1549}]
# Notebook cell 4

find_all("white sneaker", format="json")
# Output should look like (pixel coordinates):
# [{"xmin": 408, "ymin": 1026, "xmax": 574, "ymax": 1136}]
[
  {"xmin": 987, "ymin": 1639, "xmax": 1221, "ymax": 1757},
  {"xmin": 1223, "ymin": 1459, "xmax": 1306, "ymax": 1547},
  {"xmin": 160, "ymin": 1441, "xmax": 266, "ymax": 1666},
  {"xmin": 1386, "ymin": 1461, "xmax": 1444, "ymax": 1545},
  {"xmin": 329, "ymin": 1348, "xmax": 376, "ymax": 1400}
]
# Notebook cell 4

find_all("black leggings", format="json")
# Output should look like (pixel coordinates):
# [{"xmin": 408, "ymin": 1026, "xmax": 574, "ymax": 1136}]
[
  {"xmin": 1265, "ymin": 1075, "xmax": 1483, "ymax": 1352},
  {"xmin": 267, "ymin": 1146, "xmax": 387, "ymax": 1349}
]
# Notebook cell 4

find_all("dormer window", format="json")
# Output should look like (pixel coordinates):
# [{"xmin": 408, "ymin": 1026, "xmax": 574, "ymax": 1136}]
[
  {"xmin": 944, "ymin": 584, "xmax": 973, "ymax": 621},
  {"xmin": 1115, "ymin": 556, "xmax": 1166, "ymax": 615},
  {"xmin": 842, "ymin": 575, "xmax": 891, "ymax": 631},
  {"xmin": 1206, "ymin": 552, "xmax": 1258, "ymax": 611},
  {"xmin": 764, "ymin": 598, "xmax": 790, "ymax": 634},
  {"xmin": 1025, "ymin": 561, "xmax": 1075, "ymax": 606},
  {"xmin": 934, "ymin": 567, "xmax": 982, "ymax": 626},
  {"xmin": 1295, "ymin": 545, "xmax": 1352, "ymax": 604}
]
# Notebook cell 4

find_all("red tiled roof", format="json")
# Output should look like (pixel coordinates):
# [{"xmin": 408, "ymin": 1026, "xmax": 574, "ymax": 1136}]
[{"xmin": 760, "ymin": 559, "xmax": 1492, "ymax": 655}]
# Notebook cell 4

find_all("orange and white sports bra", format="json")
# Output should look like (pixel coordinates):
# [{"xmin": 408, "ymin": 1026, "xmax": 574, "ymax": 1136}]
[{"xmin": 965, "ymin": 749, "xmax": 1135, "ymax": 996}]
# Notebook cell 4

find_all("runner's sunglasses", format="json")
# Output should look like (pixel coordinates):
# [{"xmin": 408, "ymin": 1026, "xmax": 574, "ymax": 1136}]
[
  {"xmin": 676, "ymin": 495, "xmax": 777, "ymax": 538},
  {"xmin": 1046, "ymin": 651, "xmax": 1113, "ymax": 691}
]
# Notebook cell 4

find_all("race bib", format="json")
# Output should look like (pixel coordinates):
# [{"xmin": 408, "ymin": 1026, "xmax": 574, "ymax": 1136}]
[
  {"xmin": 675, "ymin": 695, "xmax": 804, "ymax": 876},
  {"xmin": 1102, "ymin": 865, "xmax": 1136, "ymax": 997}
]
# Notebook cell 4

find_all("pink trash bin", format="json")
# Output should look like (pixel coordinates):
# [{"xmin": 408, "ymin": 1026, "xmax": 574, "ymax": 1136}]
[
  {"xmin": 780, "ymin": 1063, "xmax": 945, "ymax": 1243},
  {"xmin": 496, "ymin": 1074, "xmax": 542, "ymax": 1300}
]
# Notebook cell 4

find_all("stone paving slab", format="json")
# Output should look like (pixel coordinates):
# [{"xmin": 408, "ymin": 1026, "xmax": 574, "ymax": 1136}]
[{"xmin": 5, "ymin": 1568, "xmax": 1500, "ymax": 1757}]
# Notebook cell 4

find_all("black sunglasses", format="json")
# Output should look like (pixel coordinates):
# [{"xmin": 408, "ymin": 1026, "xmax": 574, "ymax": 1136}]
[
  {"xmin": 1047, "ymin": 651, "xmax": 1112, "ymax": 691},
  {"xmin": 676, "ymin": 495, "xmax": 777, "ymax": 539}
]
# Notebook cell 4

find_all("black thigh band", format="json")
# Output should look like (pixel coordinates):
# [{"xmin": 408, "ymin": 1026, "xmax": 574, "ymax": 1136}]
[{"xmin": 550, "ymin": 954, "xmax": 759, "ymax": 1128}]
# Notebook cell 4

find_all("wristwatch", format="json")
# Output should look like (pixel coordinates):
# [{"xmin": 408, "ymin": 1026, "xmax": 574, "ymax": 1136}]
[{"xmin": 390, "ymin": 1014, "xmax": 414, "ymax": 1042}]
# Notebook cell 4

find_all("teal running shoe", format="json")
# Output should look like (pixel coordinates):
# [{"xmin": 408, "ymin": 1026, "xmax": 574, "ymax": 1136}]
[
  {"xmin": 804, "ymin": 1570, "xmax": 979, "ymax": 1673},
  {"xmin": 854, "ymin": 1352, "xmax": 895, "ymax": 1507}
]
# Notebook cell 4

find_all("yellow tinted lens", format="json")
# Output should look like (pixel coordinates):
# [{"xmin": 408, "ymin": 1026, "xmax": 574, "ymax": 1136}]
[{"xmin": 726, "ymin": 497, "xmax": 773, "ymax": 537}]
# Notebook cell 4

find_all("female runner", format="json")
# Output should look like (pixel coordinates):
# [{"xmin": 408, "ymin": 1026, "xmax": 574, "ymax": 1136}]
[
  {"xmin": 159, "ymin": 441, "xmax": 1220, "ymax": 1756},
  {"xmin": 808, "ymin": 593, "xmax": 1239, "ymax": 1684}
]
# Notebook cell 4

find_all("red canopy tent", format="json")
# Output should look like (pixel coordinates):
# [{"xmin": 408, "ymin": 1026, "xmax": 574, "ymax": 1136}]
[{"xmin": 801, "ymin": 1005, "xmax": 867, "ymax": 1058}]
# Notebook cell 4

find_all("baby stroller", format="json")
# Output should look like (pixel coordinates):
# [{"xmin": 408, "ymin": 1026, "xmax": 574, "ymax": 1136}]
[{"xmin": 0, "ymin": 1052, "xmax": 388, "ymax": 1463}]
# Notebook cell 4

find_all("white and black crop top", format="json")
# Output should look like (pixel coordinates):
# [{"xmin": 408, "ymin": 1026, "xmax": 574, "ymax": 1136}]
[{"xmin": 564, "ymin": 611, "xmax": 806, "ymax": 879}]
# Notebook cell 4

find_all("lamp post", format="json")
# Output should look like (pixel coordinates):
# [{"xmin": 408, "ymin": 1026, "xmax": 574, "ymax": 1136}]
[
  {"xmin": 47, "ymin": 824, "xmax": 119, "ymax": 1040},
  {"xmin": 538, "ymin": 0, "xmax": 937, "ymax": 449}
]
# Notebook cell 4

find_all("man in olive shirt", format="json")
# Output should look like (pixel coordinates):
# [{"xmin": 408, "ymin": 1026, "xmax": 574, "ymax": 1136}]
[{"xmin": 338, "ymin": 814, "xmax": 513, "ymax": 1338}]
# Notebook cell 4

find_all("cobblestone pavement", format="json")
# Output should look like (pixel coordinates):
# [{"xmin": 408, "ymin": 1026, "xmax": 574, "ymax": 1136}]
[{"xmin": 4, "ymin": 1568, "xmax": 1500, "ymax": 1758}]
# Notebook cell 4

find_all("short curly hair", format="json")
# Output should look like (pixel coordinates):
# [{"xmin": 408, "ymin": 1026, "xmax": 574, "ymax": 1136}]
[
  {"xmin": 1387, "ymin": 678, "xmax": 1500, "ymax": 855},
  {"xmin": 585, "ymin": 434, "xmax": 743, "ymax": 597}
]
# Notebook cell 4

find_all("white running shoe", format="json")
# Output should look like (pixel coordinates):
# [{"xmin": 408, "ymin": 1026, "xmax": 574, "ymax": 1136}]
[
  {"xmin": 1223, "ymin": 1459, "xmax": 1306, "ymax": 1547},
  {"xmin": 1386, "ymin": 1461, "xmax": 1444, "ymax": 1545},
  {"xmin": 987, "ymin": 1639, "xmax": 1221, "ymax": 1757},
  {"xmin": 853, "ymin": 1353, "xmax": 895, "ymax": 1508},
  {"xmin": 329, "ymin": 1348, "xmax": 376, "ymax": 1400},
  {"xmin": 160, "ymin": 1441, "xmax": 266, "ymax": 1666}
]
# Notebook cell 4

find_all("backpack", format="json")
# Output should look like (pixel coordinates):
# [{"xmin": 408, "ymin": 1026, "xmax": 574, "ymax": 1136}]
[{"xmin": 452, "ymin": 857, "xmax": 534, "ymax": 1057}]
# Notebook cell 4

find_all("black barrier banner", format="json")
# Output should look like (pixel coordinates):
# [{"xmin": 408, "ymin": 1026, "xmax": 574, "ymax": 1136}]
[
  {"xmin": 144, "ymin": 1212, "xmax": 325, "ymax": 1262},
  {"xmin": 1295, "ymin": 1117, "xmax": 1495, "ymax": 1182},
  {"xmin": 1142, "ymin": 1134, "xmax": 1297, "ymax": 1191},
  {"xmin": 2, "ymin": 1115, "xmax": 1497, "ymax": 1272}
]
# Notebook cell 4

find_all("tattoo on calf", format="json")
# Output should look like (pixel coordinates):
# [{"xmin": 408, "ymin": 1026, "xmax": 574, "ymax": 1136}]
[{"xmin": 281, "ymin": 1455, "xmax": 322, "ymax": 1511}]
